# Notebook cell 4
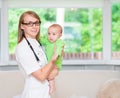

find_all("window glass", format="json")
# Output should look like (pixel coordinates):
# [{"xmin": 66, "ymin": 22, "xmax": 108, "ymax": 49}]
[
  {"xmin": 8, "ymin": 8, "xmax": 56, "ymax": 60},
  {"xmin": 64, "ymin": 8, "xmax": 103, "ymax": 60},
  {"xmin": 9, "ymin": 8, "xmax": 103, "ymax": 61},
  {"xmin": 112, "ymin": 3, "xmax": 120, "ymax": 59}
]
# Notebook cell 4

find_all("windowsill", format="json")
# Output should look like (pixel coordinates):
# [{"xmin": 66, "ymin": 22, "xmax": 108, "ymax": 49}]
[
  {"xmin": 0, "ymin": 65, "xmax": 19, "ymax": 71},
  {"xmin": 0, "ymin": 64, "xmax": 120, "ymax": 71},
  {"xmin": 1, "ymin": 59, "xmax": 120, "ymax": 66},
  {"xmin": 63, "ymin": 59, "xmax": 120, "ymax": 65}
]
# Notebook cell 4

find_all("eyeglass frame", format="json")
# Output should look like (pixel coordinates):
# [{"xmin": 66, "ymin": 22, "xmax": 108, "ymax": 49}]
[{"xmin": 22, "ymin": 21, "xmax": 41, "ymax": 27}]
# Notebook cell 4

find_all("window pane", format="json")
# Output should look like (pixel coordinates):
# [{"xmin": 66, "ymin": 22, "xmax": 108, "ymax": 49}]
[
  {"xmin": 8, "ymin": 8, "xmax": 56, "ymax": 60},
  {"xmin": 9, "ymin": 8, "xmax": 103, "ymax": 61},
  {"xmin": 112, "ymin": 3, "xmax": 120, "ymax": 59},
  {"xmin": 63, "ymin": 8, "xmax": 103, "ymax": 60}
]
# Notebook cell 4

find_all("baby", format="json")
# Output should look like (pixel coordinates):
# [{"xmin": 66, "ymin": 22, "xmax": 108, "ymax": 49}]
[
  {"xmin": 40, "ymin": 23, "xmax": 65, "ymax": 71},
  {"xmin": 40, "ymin": 23, "xmax": 65, "ymax": 94}
]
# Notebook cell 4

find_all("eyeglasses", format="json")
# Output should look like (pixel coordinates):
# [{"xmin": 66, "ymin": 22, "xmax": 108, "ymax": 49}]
[{"xmin": 22, "ymin": 21, "xmax": 41, "ymax": 27}]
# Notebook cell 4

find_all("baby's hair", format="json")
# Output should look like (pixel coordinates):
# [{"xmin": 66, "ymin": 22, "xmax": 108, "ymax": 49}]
[{"xmin": 48, "ymin": 24, "xmax": 63, "ymax": 33}]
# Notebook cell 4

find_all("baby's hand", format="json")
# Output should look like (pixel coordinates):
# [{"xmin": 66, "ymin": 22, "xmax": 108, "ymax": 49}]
[{"xmin": 51, "ymin": 53, "xmax": 58, "ymax": 62}]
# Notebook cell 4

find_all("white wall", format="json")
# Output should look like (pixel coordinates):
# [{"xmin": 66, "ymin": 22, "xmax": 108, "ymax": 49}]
[
  {"xmin": 0, "ymin": 70, "xmax": 120, "ymax": 98},
  {"xmin": 0, "ymin": 71, "xmax": 24, "ymax": 98},
  {"xmin": 52, "ymin": 70, "xmax": 120, "ymax": 98}
]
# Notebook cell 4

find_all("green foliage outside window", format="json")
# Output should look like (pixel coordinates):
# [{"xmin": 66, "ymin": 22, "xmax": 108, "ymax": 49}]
[
  {"xmin": 8, "ymin": 8, "xmax": 56, "ymax": 54},
  {"xmin": 8, "ymin": 4, "xmax": 120, "ymax": 55},
  {"xmin": 112, "ymin": 3, "xmax": 120, "ymax": 51},
  {"xmin": 64, "ymin": 8, "xmax": 102, "ymax": 53}
]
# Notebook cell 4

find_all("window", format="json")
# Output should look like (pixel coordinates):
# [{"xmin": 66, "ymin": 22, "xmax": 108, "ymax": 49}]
[
  {"xmin": 1, "ymin": 0, "xmax": 120, "ymax": 65},
  {"xmin": 8, "ymin": 8, "xmax": 56, "ymax": 61},
  {"xmin": 112, "ymin": 2, "xmax": 120, "ymax": 59},
  {"xmin": 8, "ymin": 8, "xmax": 103, "ymax": 62},
  {"xmin": 63, "ymin": 8, "xmax": 102, "ymax": 60}
]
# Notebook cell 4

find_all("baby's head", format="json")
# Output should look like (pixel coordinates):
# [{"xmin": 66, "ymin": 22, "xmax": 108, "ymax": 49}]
[{"xmin": 47, "ymin": 24, "xmax": 62, "ymax": 43}]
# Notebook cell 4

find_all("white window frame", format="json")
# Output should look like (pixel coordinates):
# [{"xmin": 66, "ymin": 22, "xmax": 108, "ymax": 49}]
[
  {"xmin": 0, "ymin": 0, "xmax": 120, "ymax": 65},
  {"xmin": 0, "ymin": 0, "xmax": 9, "ymax": 65}
]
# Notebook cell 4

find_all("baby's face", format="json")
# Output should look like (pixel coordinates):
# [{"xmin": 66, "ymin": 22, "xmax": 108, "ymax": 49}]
[{"xmin": 48, "ymin": 27, "xmax": 62, "ymax": 43}]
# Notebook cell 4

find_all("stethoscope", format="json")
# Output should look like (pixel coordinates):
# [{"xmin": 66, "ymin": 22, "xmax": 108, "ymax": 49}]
[{"xmin": 22, "ymin": 30, "xmax": 42, "ymax": 63}]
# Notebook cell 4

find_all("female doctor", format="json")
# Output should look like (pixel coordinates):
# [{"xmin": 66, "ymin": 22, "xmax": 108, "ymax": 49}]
[{"xmin": 15, "ymin": 11, "xmax": 59, "ymax": 98}]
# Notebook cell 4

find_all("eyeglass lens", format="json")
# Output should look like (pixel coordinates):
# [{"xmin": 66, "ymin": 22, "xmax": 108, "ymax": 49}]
[{"xmin": 22, "ymin": 21, "xmax": 41, "ymax": 27}]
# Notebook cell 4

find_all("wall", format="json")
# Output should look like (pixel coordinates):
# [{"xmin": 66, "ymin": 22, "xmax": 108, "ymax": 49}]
[
  {"xmin": 0, "ymin": 71, "xmax": 24, "ymax": 98},
  {"xmin": 52, "ymin": 70, "xmax": 120, "ymax": 98},
  {"xmin": 0, "ymin": 70, "xmax": 120, "ymax": 98}
]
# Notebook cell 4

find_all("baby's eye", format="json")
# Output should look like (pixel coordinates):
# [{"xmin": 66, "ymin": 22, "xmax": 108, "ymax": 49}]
[
  {"xmin": 53, "ymin": 33, "xmax": 56, "ymax": 35},
  {"xmin": 48, "ymin": 32, "xmax": 50, "ymax": 35}
]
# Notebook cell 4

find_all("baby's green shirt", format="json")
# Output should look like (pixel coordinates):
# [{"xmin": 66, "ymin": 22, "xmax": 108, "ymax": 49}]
[{"xmin": 40, "ymin": 36, "xmax": 65, "ymax": 70}]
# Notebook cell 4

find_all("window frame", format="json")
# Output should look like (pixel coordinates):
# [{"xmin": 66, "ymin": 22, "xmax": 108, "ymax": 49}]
[
  {"xmin": 0, "ymin": 0, "xmax": 9, "ymax": 65},
  {"xmin": 1, "ymin": 0, "xmax": 120, "ymax": 65}
]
